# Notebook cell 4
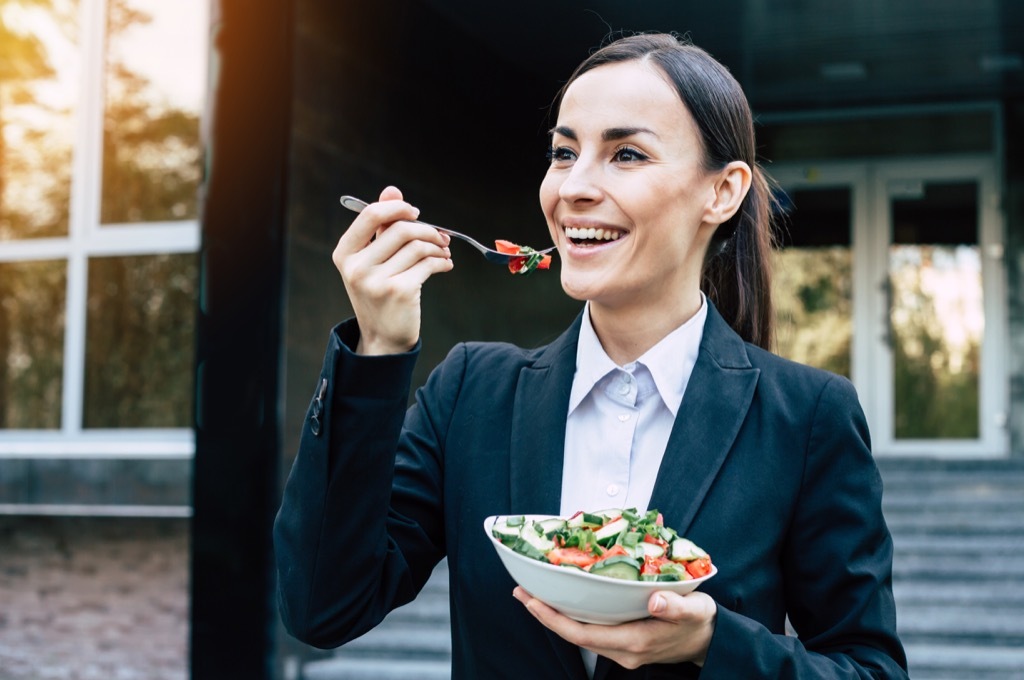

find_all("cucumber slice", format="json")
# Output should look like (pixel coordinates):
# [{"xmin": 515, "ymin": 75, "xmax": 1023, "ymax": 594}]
[
  {"xmin": 638, "ymin": 542, "xmax": 666, "ymax": 558},
  {"xmin": 670, "ymin": 537, "xmax": 708, "ymax": 561},
  {"xmin": 538, "ymin": 518, "xmax": 567, "ymax": 538},
  {"xmin": 640, "ymin": 572, "xmax": 682, "ymax": 582},
  {"xmin": 594, "ymin": 517, "xmax": 630, "ymax": 546},
  {"xmin": 589, "ymin": 555, "xmax": 641, "ymax": 581},
  {"xmin": 519, "ymin": 521, "xmax": 556, "ymax": 553},
  {"xmin": 491, "ymin": 521, "xmax": 521, "ymax": 545},
  {"xmin": 511, "ymin": 538, "xmax": 549, "ymax": 562}
]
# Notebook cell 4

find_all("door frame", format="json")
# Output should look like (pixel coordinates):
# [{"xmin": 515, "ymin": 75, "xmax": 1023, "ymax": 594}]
[{"xmin": 770, "ymin": 156, "xmax": 1008, "ymax": 457}]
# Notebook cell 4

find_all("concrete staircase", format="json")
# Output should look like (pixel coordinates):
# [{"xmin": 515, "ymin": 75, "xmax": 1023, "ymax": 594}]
[
  {"xmin": 300, "ymin": 458, "xmax": 1024, "ymax": 679},
  {"xmin": 301, "ymin": 560, "xmax": 453, "ymax": 680},
  {"xmin": 878, "ymin": 458, "xmax": 1024, "ymax": 680}
]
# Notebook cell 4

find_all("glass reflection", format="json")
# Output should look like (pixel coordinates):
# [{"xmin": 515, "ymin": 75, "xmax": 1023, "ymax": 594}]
[
  {"xmin": 890, "ymin": 181, "xmax": 981, "ymax": 439},
  {"xmin": 83, "ymin": 253, "xmax": 197, "ymax": 428},
  {"xmin": 772, "ymin": 187, "xmax": 853, "ymax": 378},
  {"xmin": 0, "ymin": 259, "xmax": 66, "ymax": 429},
  {"xmin": 100, "ymin": 0, "xmax": 206, "ymax": 224},
  {"xmin": 0, "ymin": 0, "xmax": 78, "ymax": 239}
]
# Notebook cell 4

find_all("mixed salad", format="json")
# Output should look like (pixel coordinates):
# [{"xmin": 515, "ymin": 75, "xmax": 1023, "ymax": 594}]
[
  {"xmin": 495, "ymin": 240, "xmax": 553, "ymax": 275},
  {"xmin": 491, "ymin": 508, "xmax": 714, "ymax": 582}
]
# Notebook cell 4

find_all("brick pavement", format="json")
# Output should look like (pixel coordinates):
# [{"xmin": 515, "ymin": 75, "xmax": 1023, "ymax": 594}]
[{"xmin": 0, "ymin": 516, "xmax": 188, "ymax": 680}]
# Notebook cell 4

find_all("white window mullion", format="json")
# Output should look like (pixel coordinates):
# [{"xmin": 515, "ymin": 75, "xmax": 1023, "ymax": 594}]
[{"xmin": 62, "ymin": 0, "xmax": 107, "ymax": 436}]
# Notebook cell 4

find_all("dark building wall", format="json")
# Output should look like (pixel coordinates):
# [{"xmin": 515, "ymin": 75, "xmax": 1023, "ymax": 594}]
[
  {"xmin": 279, "ymin": 1, "xmax": 583, "ymax": 667},
  {"xmin": 283, "ymin": 0, "xmax": 583, "ymax": 464}
]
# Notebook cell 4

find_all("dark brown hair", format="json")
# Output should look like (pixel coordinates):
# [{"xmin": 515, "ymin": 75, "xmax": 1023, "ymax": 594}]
[{"xmin": 555, "ymin": 33, "xmax": 776, "ymax": 350}]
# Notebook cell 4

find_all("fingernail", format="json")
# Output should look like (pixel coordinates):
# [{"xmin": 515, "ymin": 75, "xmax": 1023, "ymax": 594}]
[{"xmin": 651, "ymin": 595, "xmax": 666, "ymax": 614}]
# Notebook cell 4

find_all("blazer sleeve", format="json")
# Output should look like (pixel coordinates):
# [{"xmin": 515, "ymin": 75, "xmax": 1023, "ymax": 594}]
[
  {"xmin": 699, "ymin": 375, "xmax": 908, "ymax": 679},
  {"xmin": 273, "ymin": 319, "xmax": 462, "ymax": 648}
]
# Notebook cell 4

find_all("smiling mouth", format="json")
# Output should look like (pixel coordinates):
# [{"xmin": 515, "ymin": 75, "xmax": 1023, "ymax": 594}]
[{"xmin": 564, "ymin": 226, "xmax": 625, "ymax": 246}]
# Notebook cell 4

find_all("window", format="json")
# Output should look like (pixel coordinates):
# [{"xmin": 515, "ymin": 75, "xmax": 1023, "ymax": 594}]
[{"xmin": 0, "ymin": 0, "xmax": 206, "ymax": 461}]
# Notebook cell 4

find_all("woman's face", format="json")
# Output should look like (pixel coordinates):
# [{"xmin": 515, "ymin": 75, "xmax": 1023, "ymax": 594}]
[{"xmin": 540, "ymin": 60, "xmax": 722, "ymax": 316}]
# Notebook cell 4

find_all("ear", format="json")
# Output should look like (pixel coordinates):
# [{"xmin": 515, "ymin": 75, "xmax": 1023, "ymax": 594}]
[{"xmin": 702, "ymin": 161, "xmax": 752, "ymax": 226}]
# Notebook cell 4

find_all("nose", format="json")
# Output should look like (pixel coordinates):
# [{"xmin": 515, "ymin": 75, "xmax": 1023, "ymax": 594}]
[{"xmin": 557, "ymin": 157, "xmax": 603, "ymax": 205}]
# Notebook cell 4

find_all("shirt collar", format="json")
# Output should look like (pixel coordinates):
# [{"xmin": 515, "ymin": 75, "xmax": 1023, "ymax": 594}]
[{"xmin": 568, "ymin": 295, "xmax": 707, "ymax": 417}]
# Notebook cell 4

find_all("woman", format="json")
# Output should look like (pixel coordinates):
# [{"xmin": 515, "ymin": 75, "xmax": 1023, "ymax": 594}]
[{"xmin": 274, "ymin": 34, "xmax": 908, "ymax": 678}]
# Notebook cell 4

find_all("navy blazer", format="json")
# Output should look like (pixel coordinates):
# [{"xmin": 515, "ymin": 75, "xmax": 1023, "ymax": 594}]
[{"xmin": 274, "ymin": 303, "xmax": 908, "ymax": 678}]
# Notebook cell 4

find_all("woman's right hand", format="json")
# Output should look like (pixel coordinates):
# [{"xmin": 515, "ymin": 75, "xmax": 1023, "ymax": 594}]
[{"xmin": 333, "ymin": 186, "xmax": 453, "ymax": 355}]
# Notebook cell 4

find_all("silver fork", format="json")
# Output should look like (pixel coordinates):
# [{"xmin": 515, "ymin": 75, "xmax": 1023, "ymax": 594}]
[{"xmin": 340, "ymin": 195, "xmax": 555, "ymax": 265}]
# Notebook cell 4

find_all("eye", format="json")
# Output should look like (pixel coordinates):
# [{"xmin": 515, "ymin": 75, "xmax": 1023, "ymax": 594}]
[
  {"xmin": 546, "ymin": 146, "xmax": 577, "ymax": 164},
  {"xmin": 612, "ymin": 146, "xmax": 648, "ymax": 163}
]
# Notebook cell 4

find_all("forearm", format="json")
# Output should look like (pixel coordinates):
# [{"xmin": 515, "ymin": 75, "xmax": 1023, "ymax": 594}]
[
  {"xmin": 274, "ymin": 319, "xmax": 423, "ymax": 647},
  {"xmin": 701, "ymin": 606, "xmax": 907, "ymax": 679}
]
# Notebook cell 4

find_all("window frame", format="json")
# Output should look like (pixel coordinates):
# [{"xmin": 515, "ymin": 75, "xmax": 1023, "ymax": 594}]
[{"xmin": 0, "ymin": 0, "xmax": 202, "ymax": 460}]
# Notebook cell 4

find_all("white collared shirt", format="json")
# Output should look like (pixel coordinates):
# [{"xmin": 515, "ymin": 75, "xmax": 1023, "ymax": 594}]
[
  {"xmin": 559, "ymin": 296, "xmax": 706, "ymax": 678},
  {"xmin": 560, "ymin": 295, "xmax": 706, "ymax": 519}
]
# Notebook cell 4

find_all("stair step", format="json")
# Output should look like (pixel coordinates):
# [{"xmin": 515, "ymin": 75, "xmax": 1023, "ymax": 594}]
[
  {"xmin": 894, "ymin": 580, "xmax": 1024, "ymax": 606},
  {"xmin": 891, "ymin": 534, "xmax": 1024, "ymax": 555},
  {"xmin": 303, "ymin": 657, "xmax": 452, "ymax": 680},
  {"xmin": 898, "ymin": 606, "xmax": 1024, "ymax": 638},
  {"xmin": 904, "ymin": 643, "xmax": 1024, "ymax": 677},
  {"xmin": 891, "ymin": 554, "xmax": 1024, "ymax": 579},
  {"xmin": 334, "ymin": 623, "xmax": 451, "ymax": 658}
]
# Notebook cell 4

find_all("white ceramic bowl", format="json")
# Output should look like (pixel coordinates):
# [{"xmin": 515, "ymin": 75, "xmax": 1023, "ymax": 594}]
[{"xmin": 484, "ymin": 514, "xmax": 717, "ymax": 625}]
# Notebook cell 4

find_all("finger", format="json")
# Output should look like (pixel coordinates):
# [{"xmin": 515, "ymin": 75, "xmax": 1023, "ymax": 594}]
[
  {"xmin": 354, "ymin": 221, "xmax": 451, "ymax": 276},
  {"xmin": 388, "ymin": 250, "xmax": 455, "ymax": 291},
  {"xmin": 336, "ymin": 199, "xmax": 421, "ymax": 260},
  {"xmin": 647, "ymin": 591, "xmax": 710, "ymax": 623},
  {"xmin": 375, "ymin": 186, "xmax": 404, "ymax": 239},
  {"xmin": 514, "ymin": 588, "xmax": 591, "ymax": 643},
  {"xmin": 379, "ymin": 185, "xmax": 403, "ymax": 202}
]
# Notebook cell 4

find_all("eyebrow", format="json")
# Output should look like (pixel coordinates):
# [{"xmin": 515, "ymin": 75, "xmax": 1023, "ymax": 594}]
[{"xmin": 550, "ymin": 126, "xmax": 660, "ymax": 141}]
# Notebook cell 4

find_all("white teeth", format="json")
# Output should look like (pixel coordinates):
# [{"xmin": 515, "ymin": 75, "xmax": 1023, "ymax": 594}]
[{"xmin": 564, "ymin": 226, "xmax": 623, "ymax": 242}]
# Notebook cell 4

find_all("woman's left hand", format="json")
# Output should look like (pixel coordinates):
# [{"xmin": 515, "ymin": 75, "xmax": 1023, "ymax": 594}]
[{"xmin": 513, "ymin": 587, "xmax": 717, "ymax": 669}]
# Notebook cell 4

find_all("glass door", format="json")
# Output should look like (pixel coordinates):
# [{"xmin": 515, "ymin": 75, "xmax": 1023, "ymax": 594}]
[
  {"xmin": 872, "ymin": 162, "xmax": 1007, "ymax": 456},
  {"xmin": 771, "ymin": 160, "xmax": 1007, "ymax": 457}
]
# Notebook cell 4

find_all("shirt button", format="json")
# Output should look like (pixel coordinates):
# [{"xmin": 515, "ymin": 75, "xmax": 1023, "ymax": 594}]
[
  {"xmin": 618, "ymin": 414, "xmax": 630, "ymax": 422},
  {"xmin": 617, "ymin": 383, "xmax": 630, "ymax": 395},
  {"xmin": 607, "ymin": 484, "xmax": 620, "ymax": 496}
]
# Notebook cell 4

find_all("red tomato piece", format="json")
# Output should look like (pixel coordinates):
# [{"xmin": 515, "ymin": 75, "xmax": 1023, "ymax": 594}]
[
  {"xmin": 546, "ymin": 547, "xmax": 597, "ymax": 568},
  {"xmin": 641, "ymin": 555, "xmax": 669, "ymax": 575},
  {"xmin": 494, "ymin": 239, "xmax": 522, "ymax": 255},
  {"xmin": 507, "ymin": 257, "xmax": 526, "ymax": 274},
  {"xmin": 595, "ymin": 544, "xmax": 629, "ymax": 561},
  {"xmin": 643, "ymin": 534, "xmax": 668, "ymax": 548},
  {"xmin": 684, "ymin": 556, "xmax": 713, "ymax": 579}
]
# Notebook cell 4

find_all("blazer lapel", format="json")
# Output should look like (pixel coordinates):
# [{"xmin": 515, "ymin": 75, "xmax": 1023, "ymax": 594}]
[
  {"xmin": 509, "ymin": 314, "xmax": 590, "ymax": 680},
  {"xmin": 648, "ymin": 303, "xmax": 760, "ymax": 536},
  {"xmin": 509, "ymin": 315, "xmax": 581, "ymax": 516}
]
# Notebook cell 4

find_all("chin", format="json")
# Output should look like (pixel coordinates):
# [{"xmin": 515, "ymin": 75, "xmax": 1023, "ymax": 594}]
[{"xmin": 559, "ymin": 271, "xmax": 613, "ymax": 305}]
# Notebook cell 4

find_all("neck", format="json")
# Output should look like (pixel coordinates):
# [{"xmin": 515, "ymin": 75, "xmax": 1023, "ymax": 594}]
[{"xmin": 588, "ymin": 292, "xmax": 703, "ymax": 365}]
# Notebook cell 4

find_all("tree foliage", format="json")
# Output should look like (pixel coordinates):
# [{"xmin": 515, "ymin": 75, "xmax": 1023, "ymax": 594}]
[{"xmin": 1, "ymin": 0, "xmax": 200, "ymax": 429}]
